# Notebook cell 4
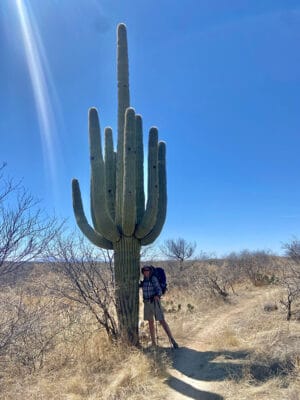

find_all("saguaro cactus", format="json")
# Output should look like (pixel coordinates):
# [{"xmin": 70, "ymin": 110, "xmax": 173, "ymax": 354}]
[{"xmin": 72, "ymin": 23, "xmax": 167, "ymax": 345}]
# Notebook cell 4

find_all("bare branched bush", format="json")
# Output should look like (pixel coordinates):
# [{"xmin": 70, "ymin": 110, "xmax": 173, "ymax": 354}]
[
  {"xmin": 160, "ymin": 237, "xmax": 196, "ymax": 270},
  {"xmin": 279, "ymin": 265, "xmax": 300, "ymax": 320},
  {"xmin": 46, "ymin": 234, "xmax": 119, "ymax": 341},
  {"xmin": 280, "ymin": 239, "xmax": 300, "ymax": 320},
  {"xmin": 283, "ymin": 238, "xmax": 300, "ymax": 263},
  {"xmin": 0, "ymin": 165, "xmax": 63, "ymax": 282}
]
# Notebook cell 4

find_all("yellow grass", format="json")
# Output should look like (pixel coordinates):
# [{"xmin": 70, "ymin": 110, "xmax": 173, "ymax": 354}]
[{"xmin": 0, "ymin": 328, "xmax": 169, "ymax": 400}]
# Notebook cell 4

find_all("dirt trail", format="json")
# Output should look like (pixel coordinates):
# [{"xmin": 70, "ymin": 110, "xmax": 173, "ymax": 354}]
[{"xmin": 164, "ymin": 291, "xmax": 263, "ymax": 400}]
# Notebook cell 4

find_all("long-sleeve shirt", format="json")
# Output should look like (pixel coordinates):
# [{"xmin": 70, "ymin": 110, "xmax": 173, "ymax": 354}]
[{"xmin": 141, "ymin": 275, "xmax": 162, "ymax": 300}]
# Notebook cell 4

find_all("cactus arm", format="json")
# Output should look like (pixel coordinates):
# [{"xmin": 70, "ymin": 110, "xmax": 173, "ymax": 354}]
[
  {"xmin": 72, "ymin": 179, "xmax": 113, "ymax": 249},
  {"xmin": 116, "ymin": 23, "xmax": 130, "ymax": 228},
  {"xmin": 140, "ymin": 141, "xmax": 167, "ymax": 246},
  {"xmin": 122, "ymin": 107, "xmax": 137, "ymax": 236},
  {"xmin": 89, "ymin": 108, "xmax": 120, "ymax": 242},
  {"xmin": 135, "ymin": 127, "xmax": 159, "ymax": 239},
  {"xmin": 89, "ymin": 110, "xmax": 102, "ymax": 233},
  {"xmin": 135, "ymin": 115, "xmax": 145, "ymax": 225},
  {"xmin": 104, "ymin": 127, "xmax": 116, "ymax": 221}
]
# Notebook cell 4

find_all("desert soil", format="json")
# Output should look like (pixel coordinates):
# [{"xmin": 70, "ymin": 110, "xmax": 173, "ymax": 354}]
[{"xmin": 164, "ymin": 289, "xmax": 267, "ymax": 400}]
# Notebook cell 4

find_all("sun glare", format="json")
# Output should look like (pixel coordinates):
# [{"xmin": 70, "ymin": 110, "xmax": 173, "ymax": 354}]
[{"xmin": 14, "ymin": 0, "xmax": 59, "ymax": 197}]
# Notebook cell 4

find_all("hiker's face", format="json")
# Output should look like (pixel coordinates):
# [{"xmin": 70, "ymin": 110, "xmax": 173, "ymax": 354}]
[{"xmin": 143, "ymin": 269, "xmax": 150, "ymax": 277}]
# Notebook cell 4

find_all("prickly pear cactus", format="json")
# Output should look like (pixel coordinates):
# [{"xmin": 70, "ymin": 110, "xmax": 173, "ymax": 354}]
[{"xmin": 72, "ymin": 24, "xmax": 167, "ymax": 345}]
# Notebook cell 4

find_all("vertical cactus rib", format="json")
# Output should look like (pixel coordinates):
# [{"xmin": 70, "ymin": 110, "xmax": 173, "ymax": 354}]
[
  {"xmin": 72, "ymin": 179, "xmax": 113, "ymax": 249},
  {"xmin": 105, "ymin": 127, "xmax": 116, "ymax": 221},
  {"xmin": 135, "ymin": 127, "xmax": 159, "ymax": 239},
  {"xmin": 140, "ymin": 141, "xmax": 167, "ymax": 245},
  {"xmin": 116, "ymin": 23, "xmax": 130, "ymax": 228},
  {"xmin": 90, "ymin": 179, "xmax": 99, "ymax": 230},
  {"xmin": 135, "ymin": 115, "xmax": 145, "ymax": 225},
  {"xmin": 122, "ymin": 107, "xmax": 137, "ymax": 236},
  {"xmin": 89, "ymin": 108, "xmax": 120, "ymax": 242}
]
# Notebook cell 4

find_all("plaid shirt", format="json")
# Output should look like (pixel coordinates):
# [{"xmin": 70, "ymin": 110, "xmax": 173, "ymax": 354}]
[{"xmin": 141, "ymin": 275, "xmax": 162, "ymax": 300}]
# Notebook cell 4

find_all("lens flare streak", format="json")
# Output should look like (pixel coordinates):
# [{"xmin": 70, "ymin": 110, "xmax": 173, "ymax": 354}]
[{"xmin": 14, "ymin": 0, "xmax": 58, "ymax": 190}]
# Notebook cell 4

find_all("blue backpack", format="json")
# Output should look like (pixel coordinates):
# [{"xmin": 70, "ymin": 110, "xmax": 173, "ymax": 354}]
[{"xmin": 150, "ymin": 266, "xmax": 167, "ymax": 295}]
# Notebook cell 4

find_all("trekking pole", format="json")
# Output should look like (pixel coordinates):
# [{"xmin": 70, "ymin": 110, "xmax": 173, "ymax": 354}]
[{"xmin": 154, "ymin": 300, "xmax": 159, "ymax": 346}]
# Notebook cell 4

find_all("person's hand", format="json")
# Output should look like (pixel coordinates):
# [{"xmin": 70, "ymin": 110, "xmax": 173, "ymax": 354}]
[{"xmin": 154, "ymin": 295, "xmax": 160, "ymax": 302}]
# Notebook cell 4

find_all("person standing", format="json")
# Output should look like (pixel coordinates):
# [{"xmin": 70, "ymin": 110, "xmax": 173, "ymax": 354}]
[{"xmin": 140, "ymin": 265, "xmax": 178, "ymax": 348}]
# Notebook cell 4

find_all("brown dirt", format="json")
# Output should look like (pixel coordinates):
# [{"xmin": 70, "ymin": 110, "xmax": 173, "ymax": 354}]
[{"xmin": 163, "ymin": 288, "xmax": 274, "ymax": 400}]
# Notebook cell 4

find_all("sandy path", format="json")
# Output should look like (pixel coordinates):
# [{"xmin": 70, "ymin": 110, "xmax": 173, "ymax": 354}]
[
  {"xmin": 166, "ymin": 342, "xmax": 224, "ymax": 400},
  {"xmin": 164, "ymin": 291, "xmax": 262, "ymax": 400}
]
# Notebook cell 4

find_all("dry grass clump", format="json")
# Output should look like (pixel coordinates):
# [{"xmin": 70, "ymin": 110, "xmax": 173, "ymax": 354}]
[
  {"xmin": 221, "ymin": 363, "xmax": 300, "ymax": 400},
  {"xmin": 61, "ymin": 334, "xmax": 169, "ymax": 400},
  {"xmin": 0, "ymin": 281, "xmax": 170, "ymax": 400},
  {"xmin": 1, "ymin": 326, "xmax": 170, "ymax": 400},
  {"xmin": 214, "ymin": 286, "xmax": 300, "ymax": 399},
  {"xmin": 210, "ymin": 327, "xmax": 241, "ymax": 349}
]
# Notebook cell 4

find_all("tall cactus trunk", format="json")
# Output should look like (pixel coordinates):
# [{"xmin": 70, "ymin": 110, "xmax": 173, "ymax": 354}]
[
  {"xmin": 72, "ymin": 23, "xmax": 167, "ymax": 346},
  {"xmin": 114, "ymin": 237, "xmax": 140, "ymax": 344}
]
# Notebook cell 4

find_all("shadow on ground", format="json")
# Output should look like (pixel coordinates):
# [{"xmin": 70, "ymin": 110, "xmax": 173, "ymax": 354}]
[
  {"xmin": 171, "ymin": 347, "xmax": 248, "ymax": 381},
  {"xmin": 144, "ymin": 345, "xmax": 292, "ymax": 399},
  {"xmin": 167, "ymin": 376, "xmax": 224, "ymax": 400},
  {"xmin": 166, "ymin": 347, "xmax": 250, "ymax": 400}
]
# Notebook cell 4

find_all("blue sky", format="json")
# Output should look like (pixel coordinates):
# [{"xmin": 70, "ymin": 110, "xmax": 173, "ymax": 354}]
[{"xmin": 1, "ymin": 0, "xmax": 300, "ymax": 256}]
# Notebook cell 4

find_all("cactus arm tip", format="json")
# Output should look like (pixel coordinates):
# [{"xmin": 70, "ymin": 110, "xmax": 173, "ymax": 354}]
[{"xmin": 118, "ymin": 23, "xmax": 127, "ymax": 32}]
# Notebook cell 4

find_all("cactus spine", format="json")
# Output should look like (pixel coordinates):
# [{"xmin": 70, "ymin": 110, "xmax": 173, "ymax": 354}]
[{"xmin": 72, "ymin": 23, "xmax": 167, "ymax": 345}]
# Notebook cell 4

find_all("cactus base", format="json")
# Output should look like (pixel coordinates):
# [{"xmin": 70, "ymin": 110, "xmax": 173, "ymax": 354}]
[{"xmin": 114, "ymin": 236, "xmax": 141, "ymax": 345}]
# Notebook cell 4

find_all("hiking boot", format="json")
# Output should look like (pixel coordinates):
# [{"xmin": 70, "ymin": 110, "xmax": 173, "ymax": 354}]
[
  {"xmin": 171, "ymin": 338, "xmax": 179, "ymax": 349},
  {"xmin": 147, "ymin": 344, "xmax": 157, "ymax": 352}
]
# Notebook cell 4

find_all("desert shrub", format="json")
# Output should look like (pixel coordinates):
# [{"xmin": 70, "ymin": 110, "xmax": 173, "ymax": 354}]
[
  {"xmin": 283, "ymin": 238, "xmax": 300, "ymax": 264},
  {"xmin": 184, "ymin": 262, "xmax": 238, "ymax": 300},
  {"xmin": 200, "ymin": 264, "xmax": 234, "ymax": 299},
  {"xmin": 243, "ymin": 332, "xmax": 299, "ymax": 385},
  {"xmin": 263, "ymin": 302, "xmax": 278, "ymax": 312},
  {"xmin": 160, "ymin": 237, "xmax": 197, "ymax": 270},
  {"xmin": 0, "ymin": 164, "xmax": 62, "ymax": 283},
  {"xmin": 0, "ymin": 287, "xmax": 75, "ymax": 374},
  {"xmin": 46, "ymin": 234, "xmax": 119, "ymax": 340},
  {"xmin": 280, "ymin": 240, "xmax": 300, "ymax": 320},
  {"xmin": 163, "ymin": 300, "xmax": 182, "ymax": 313},
  {"xmin": 279, "ymin": 263, "xmax": 300, "ymax": 321},
  {"xmin": 226, "ymin": 250, "xmax": 279, "ymax": 286}
]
